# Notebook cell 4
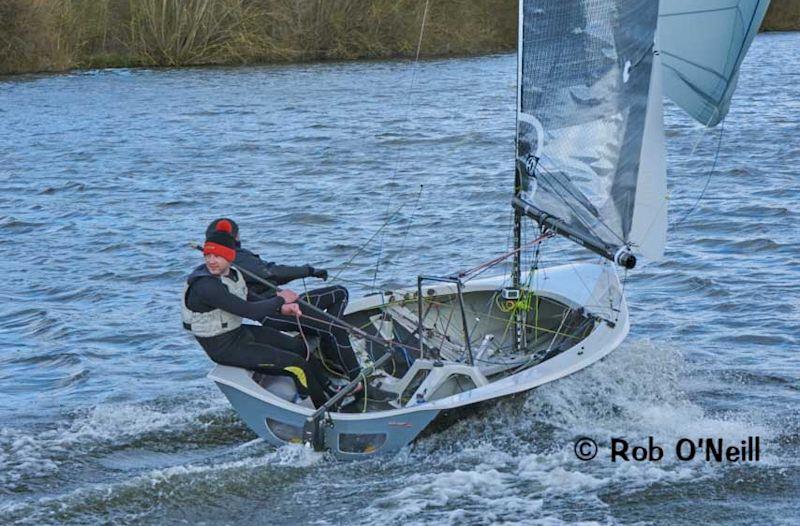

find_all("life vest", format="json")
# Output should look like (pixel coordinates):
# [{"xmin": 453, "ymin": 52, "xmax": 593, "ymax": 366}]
[{"xmin": 181, "ymin": 265, "xmax": 247, "ymax": 338}]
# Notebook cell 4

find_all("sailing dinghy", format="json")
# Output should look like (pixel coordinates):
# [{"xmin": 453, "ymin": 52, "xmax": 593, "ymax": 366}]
[{"xmin": 209, "ymin": 0, "xmax": 771, "ymax": 459}]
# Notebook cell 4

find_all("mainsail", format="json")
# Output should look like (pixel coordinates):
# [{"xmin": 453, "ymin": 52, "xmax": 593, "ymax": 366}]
[
  {"xmin": 658, "ymin": 0, "xmax": 771, "ymax": 127},
  {"xmin": 514, "ymin": 0, "xmax": 662, "ymax": 264},
  {"xmin": 513, "ymin": 0, "xmax": 770, "ymax": 264}
]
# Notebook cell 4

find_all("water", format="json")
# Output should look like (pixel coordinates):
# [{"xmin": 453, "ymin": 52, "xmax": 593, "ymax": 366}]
[{"xmin": 1, "ymin": 32, "xmax": 798, "ymax": 525}]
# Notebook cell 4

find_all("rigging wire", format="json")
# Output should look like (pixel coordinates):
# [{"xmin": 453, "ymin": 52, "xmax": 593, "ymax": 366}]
[
  {"xmin": 636, "ymin": 107, "xmax": 726, "ymax": 245},
  {"xmin": 372, "ymin": 184, "xmax": 425, "ymax": 291},
  {"xmin": 331, "ymin": 202, "xmax": 407, "ymax": 283},
  {"xmin": 454, "ymin": 232, "xmax": 553, "ymax": 282},
  {"xmin": 371, "ymin": 0, "xmax": 432, "ymax": 288},
  {"xmin": 395, "ymin": 184, "xmax": 425, "ymax": 258},
  {"xmin": 532, "ymin": 158, "xmax": 626, "ymax": 246},
  {"xmin": 615, "ymin": 266, "xmax": 629, "ymax": 324},
  {"xmin": 671, "ymin": 117, "xmax": 727, "ymax": 229}
]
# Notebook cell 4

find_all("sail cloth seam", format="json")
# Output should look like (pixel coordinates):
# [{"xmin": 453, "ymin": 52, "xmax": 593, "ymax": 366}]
[
  {"xmin": 713, "ymin": 5, "xmax": 747, "ymax": 110},
  {"xmin": 630, "ymin": 42, "xmax": 655, "ymax": 70},
  {"xmin": 662, "ymin": 64, "xmax": 727, "ymax": 113},
  {"xmin": 723, "ymin": 1, "xmax": 768, "ymax": 104},
  {"xmin": 660, "ymin": 6, "xmax": 741, "ymax": 18},
  {"xmin": 661, "ymin": 52, "xmax": 729, "ymax": 81},
  {"xmin": 517, "ymin": 0, "xmax": 659, "ymax": 258}
]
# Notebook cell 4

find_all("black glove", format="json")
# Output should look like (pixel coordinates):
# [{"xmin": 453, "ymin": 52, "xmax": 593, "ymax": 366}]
[{"xmin": 310, "ymin": 267, "xmax": 328, "ymax": 281}]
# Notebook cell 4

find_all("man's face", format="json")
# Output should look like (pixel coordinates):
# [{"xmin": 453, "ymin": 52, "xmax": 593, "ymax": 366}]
[{"xmin": 204, "ymin": 253, "xmax": 231, "ymax": 275}]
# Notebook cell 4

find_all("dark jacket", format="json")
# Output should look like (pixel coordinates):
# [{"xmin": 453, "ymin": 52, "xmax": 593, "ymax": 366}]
[
  {"xmin": 184, "ymin": 264, "xmax": 286, "ymax": 352},
  {"xmin": 234, "ymin": 245, "xmax": 314, "ymax": 299}
]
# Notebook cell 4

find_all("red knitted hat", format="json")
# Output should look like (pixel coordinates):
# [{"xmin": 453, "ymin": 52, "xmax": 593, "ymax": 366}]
[
  {"xmin": 205, "ymin": 218, "xmax": 239, "ymax": 239},
  {"xmin": 203, "ymin": 229, "xmax": 237, "ymax": 262}
]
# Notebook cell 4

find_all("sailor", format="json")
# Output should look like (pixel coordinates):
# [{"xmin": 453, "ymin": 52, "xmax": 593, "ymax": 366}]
[
  {"xmin": 205, "ymin": 218, "xmax": 363, "ymax": 382},
  {"xmin": 182, "ymin": 224, "xmax": 331, "ymax": 407}
]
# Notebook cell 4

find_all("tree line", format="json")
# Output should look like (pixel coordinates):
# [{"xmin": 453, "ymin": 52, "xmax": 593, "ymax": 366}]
[{"xmin": 0, "ymin": 0, "xmax": 794, "ymax": 76}]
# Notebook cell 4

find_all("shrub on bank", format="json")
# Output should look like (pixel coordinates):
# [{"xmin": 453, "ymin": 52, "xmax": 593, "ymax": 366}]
[
  {"xmin": 0, "ymin": 0, "xmax": 516, "ymax": 74},
  {"xmin": 0, "ymin": 0, "xmax": 793, "ymax": 75}
]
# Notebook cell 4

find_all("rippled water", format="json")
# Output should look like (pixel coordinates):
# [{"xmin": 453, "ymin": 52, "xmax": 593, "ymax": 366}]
[{"xmin": 1, "ymin": 32, "xmax": 798, "ymax": 525}]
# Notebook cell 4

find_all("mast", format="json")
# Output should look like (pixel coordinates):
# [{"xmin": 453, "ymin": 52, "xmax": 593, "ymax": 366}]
[
  {"xmin": 512, "ymin": 172, "xmax": 523, "ymax": 353},
  {"xmin": 511, "ymin": 0, "xmax": 525, "ymax": 354}
]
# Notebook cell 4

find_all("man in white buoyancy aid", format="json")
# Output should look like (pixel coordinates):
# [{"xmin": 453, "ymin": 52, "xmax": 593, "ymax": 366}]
[
  {"xmin": 205, "ymin": 218, "xmax": 363, "ymax": 382},
  {"xmin": 182, "ymin": 225, "xmax": 332, "ymax": 407}
]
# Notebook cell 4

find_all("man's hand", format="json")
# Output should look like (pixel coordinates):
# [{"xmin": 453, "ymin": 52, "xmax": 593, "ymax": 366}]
[
  {"xmin": 280, "ymin": 302, "xmax": 302, "ymax": 317},
  {"xmin": 277, "ymin": 289, "xmax": 300, "ymax": 303},
  {"xmin": 311, "ymin": 267, "xmax": 329, "ymax": 281}
]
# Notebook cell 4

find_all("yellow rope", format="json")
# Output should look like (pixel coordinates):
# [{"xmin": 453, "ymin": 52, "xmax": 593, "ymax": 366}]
[{"xmin": 422, "ymin": 295, "xmax": 585, "ymax": 341}]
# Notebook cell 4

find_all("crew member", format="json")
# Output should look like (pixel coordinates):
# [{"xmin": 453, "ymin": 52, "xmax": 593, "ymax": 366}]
[
  {"xmin": 206, "ymin": 218, "xmax": 362, "ymax": 382},
  {"xmin": 182, "ymin": 225, "xmax": 331, "ymax": 407}
]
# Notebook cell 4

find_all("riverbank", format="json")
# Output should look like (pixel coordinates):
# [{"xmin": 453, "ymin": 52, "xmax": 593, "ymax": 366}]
[
  {"xmin": 0, "ymin": 0, "xmax": 515, "ymax": 75},
  {"xmin": 0, "ymin": 0, "xmax": 796, "ymax": 76},
  {"xmin": 763, "ymin": 0, "xmax": 800, "ymax": 30}
]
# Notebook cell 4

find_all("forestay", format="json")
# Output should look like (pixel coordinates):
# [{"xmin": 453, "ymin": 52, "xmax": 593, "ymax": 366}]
[
  {"xmin": 658, "ymin": 0, "xmax": 772, "ymax": 127},
  {"xmin": 515, "ymin": 0, "xmax": 661, "ymax": 260}
]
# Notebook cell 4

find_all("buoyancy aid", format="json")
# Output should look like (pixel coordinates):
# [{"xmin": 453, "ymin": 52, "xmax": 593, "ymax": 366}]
[{"xmin": 181, "ymin": 265, "xmax": 247, "ymax": 338}]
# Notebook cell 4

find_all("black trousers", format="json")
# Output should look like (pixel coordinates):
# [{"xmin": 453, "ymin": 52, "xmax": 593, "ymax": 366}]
[
  {"xmin": 200, "ymin": 324, "xmax": 329, "ymax": 407},
  {"xmin": 262, "ymin": 285, "xmax": 362, "ymax": 381}
]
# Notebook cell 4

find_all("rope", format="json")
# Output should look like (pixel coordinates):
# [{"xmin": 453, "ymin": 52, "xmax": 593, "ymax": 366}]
[
  {"xmin": 615, "ymin": 267, "xmax": 629, "ymax": 325},
  {"xmin": 332, "ymin": 202, "xmax": 407, "ymax": 283},
  {"xmin": 361, "ymin": 370, "xmax": 368, "ymax": 413},
  {"xmin": 533, "ymin": 159, "xmax": 626, "ymax": 246},
  {"xmin": 295, "ymin": 315, "xmax": 311, "ymax": 361},
  {"xmin": 437, "ymin": 295, "xmax": 583, "ymax": 340},
  {"xmin": 189, "ymin": 243, "xmax": 427, "ymax": 363},
  {"xmin": 671, "ymin": 117, "xmax": 727, "ymax": 228},
  {"xmin": 371, "ymin": 0, "xmax": 432, "ymax": 288},
  {"xmin": 454, "ymin": 232, "xmax": 553, "ymax": 281},
  {"xmin": 395, "ymin": 184, "xmax": 425, "ymax": 260},
  {"xmin": 298, "ymin": 312, "xmax": 424, "ymax": 356}
]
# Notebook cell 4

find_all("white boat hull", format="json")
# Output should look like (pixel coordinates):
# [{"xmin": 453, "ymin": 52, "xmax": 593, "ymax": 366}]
[{"xmin": 209, "ymin": 261, "xmax": 629, "ymax": 459}]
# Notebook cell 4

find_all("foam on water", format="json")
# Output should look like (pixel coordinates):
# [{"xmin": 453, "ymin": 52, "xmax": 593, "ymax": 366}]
[
  {"xmin": 9, "ymin": 340, "xmax": 775, "ymax": 526},
  {"xmin": 0, "ymin": 444, "xmax": 321, "ymax": 525},
  {"xmin": 0, "ymin": 391, "xmax": 230, "ymax": 491},
  {"xmin": 356, "ymin": 340, "xmax": 786, "ymax": 525}
]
